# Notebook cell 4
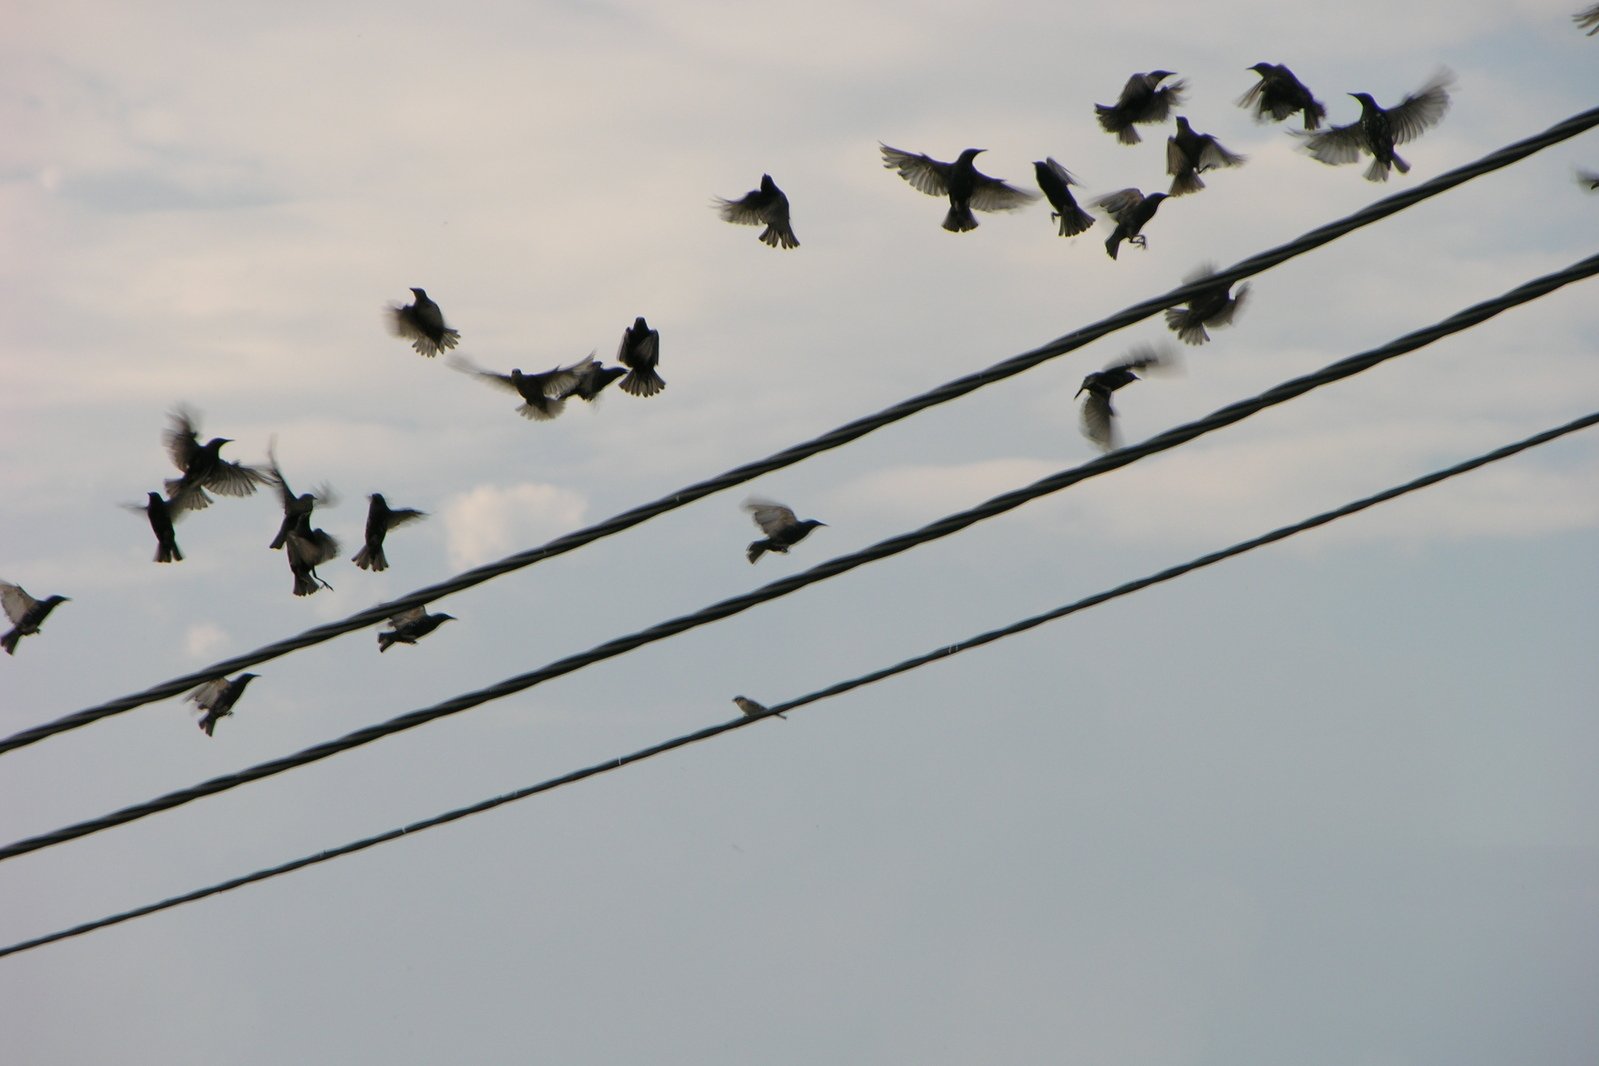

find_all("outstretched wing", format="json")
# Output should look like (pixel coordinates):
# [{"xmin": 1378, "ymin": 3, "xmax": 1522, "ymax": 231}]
[
  {"xmin": 880, "ymin": 144, "xmax": 952, "ymax": 198},
  {"xmin": 1386, "ymin": 70, "xmax": 1453, "ymax": 146}
]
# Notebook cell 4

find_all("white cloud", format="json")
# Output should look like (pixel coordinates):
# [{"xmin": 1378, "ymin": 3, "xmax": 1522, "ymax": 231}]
[
  {"xmin": 184, "ymin": 622, "xmax": 228, "ymax": 658},
  {"xmin": 440, "ymin": 482, "xmax": 589, "ymax": 571}
]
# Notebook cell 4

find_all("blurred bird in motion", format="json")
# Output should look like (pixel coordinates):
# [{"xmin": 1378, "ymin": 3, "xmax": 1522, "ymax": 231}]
[
  {"xmin": 162, "ymin": 407, "xmax": 269, "ymax": 513},
  {"xmin": 880, "ymin": 144, "xmax": 1038, "ymax": 233},
  {"xmin": 1076, "ymin": 345, "xmax": 1177, "ymax": 452},
  {"xmin": 1239, "ymin": 63, "xmax": 1326, "ymax": 129},
  {"xmin": 1096, "ymin": 188, "xmax": 1169, "ymax": 259},
  {"xmin": 265, "ymin": 441, "xmax": 335, "ymax": 550},
  {"xmin": 123, "ymin": 491, "xmax": 184, "ymax": 563},
  {"xmin": 1577, "ymin": 5, "xmax": 1599, "ymax": 34},
  {"xmin": 286, "ymin": 527, "xmax": 340, "ymax": 596},
  {"xmin": 1033, "ymin": 158, "xmax": 1095, "ymax": 237},
  {"xmin": 733, "ymin": 695, "xmax": 786, "ymax": 721},
  {"xmin": 1578, "ymin": 168, "xmax": 1599, "ymax": 191},
  {"xmin": 353, "ymin": 493, "xmax": 428, "ymax": 572},
  {"xmin": 1296, "ymin": 71, "xmax": 1454, "ymax": 182},
  {"xmin": 557, "ymin": 353, "xmax": 628, "ymax": 402},
  {"xmin": 388, "ymin": 287, "xmax": 460, "ymax": 358},
  {"xmin": 188, "ymin": 673, "xmax": 258, "ymax": 737},
  {"xmin": 745, "ymin": 498, "xmax": 826, "ymax": 563},
  {"xmin": 1167, "ymin": 117, "xmax": 1245, "ymax": 196},
  {"xmin": 1164, "ymin": 264, "xmax": 1251, "ymax": 345},
  {"xmin": 450, "ymin": 355, "xmax": 582, "ymax": 421},
  {"xmin": 617, "ymin": 316, "xmax": 665, "ymax": 397},
  {"xmin": 378, "ymin": 606, "xmax": 456, "ymax": 652},
  {"xmin": 714, "ymin": 174, "xmax": 800, "ymax": 249},
  {"xmin": 1, "ymin": 581, "xmax": 69, "ymax": 656},
  {"xmin": 1095, "ymin": 70, "xmax": 1186, "ymax": 145}
]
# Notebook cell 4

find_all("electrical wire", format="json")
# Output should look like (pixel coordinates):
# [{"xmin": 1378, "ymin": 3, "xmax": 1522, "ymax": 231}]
[
  {"xmin": 3, "ymin": 410, "xmax": 1592, "ymax": 961},
  {"xmin": 1, "ymin": 254, "xmax": 1593, "ymax": 867},
  {"xmin": 4, "ymin": 106, "xmax": 1594, "ymax": 757}
]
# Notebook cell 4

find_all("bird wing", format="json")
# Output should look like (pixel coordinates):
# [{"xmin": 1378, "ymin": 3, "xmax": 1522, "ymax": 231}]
[
  {"xmin": 205, "ymin": 459, "xmax": 269, "ymax": 497},
  {"xmin": 1297, "ymin": 121, "xmax": 1365, "ymax": 165},
  {"xmin": 164, "ymin": 410, "xmax": 202, "ymax": 471},
  {"xmin": 715, "ymin": 191, "xmax": 769, "ymax": 226},
  {"xmin": 386, "ymin": 606, "xmax": 428, "ymax": 628},
  {"xmin": 1039, "ymin": 157, "xmax": 1079, "ymax": 191},
  {"xmin": 1386, "ymin": 71, "xmax": 1453, "ymax": 146},
  {"xmin": 745, "ymin": 498, "xmax": 798, "ymax": 535},
  {"xmin": 1165, "ymin": 136, "xmax": 1190, "ymax": 176},
  {"xmin": 287, "ymin": 529, "xmax": 341, "ymax": 565},
  {"xmin": 1197, "ymin": 138, "xmax": 1245, "ymax": 170},
  {"xmin": 186, "ymin": 678, "xmax": 230, "ymax": 708},
  {"xmin": 383, "ymin": 507, "xmax": 428, "ymax": 530},
  {"xmin": 1144, "ymin": 79, "xmax": 1187, "ymax": 122},
  {"xmin": 0, "ymin": 582, "xmax": 36, "ymax": 625},
  {"xmin": 1079, "ymin": 392, "xmax": 1118, "ymax": 452},
  {"xmin": 967, "ymin": 174, "xmax": 1039, "ymax": 212},
  {"xmin": 879, "ymin": 144, "xmax": 952, "ymax": 198},
  {"xmin": 619, "ymin": 327, "xmax": 659, "ymax": 371},
  {"xmin": 1109, "ymin": 343, "xmax": 1176, "ymax": 376},
  {"xmin": 1237, "ymin": 70, "xmax": 1270, "ymax": 113},
  {"xmin": 447, "ymin": 355, "xmax": 520, "ymax": 394},
  {"xmin": 1092, "ymin": 188, "xmax": 1145, "ymax": 221}
]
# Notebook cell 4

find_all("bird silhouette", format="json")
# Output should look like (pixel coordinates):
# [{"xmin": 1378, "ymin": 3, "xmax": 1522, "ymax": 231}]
[
  {"xmin": 1296, "ymin": 71, "xmax": 1454, "ymax": 182},
  {"xmin": 1095, "ymin": 71, "xmax": 1186, "ymax": 145},
  {"xmin": 880, "ymin": 144, "xmax": 1038, "ymax": 232},
  {"xmin": 388, "ymin": 287, "xmax": 460, "ymax": 357},
  {"xmin": 450, "ymin": 355, "xmax": 582, "ymax": 421},
  {"xmin": 1, "ymin": 581, "xmax": 69, "ymax": 656},
  {"xmin": 378, "ymin": 606, "xmax": 456, "ymax": 652},
  {"xmin": 1164, "ymin": 264, "xmax": 1251, "ymax": 346},
  {"xmin": 264, "ymin": 441, "xmax": 335, "ymax": 550},
  {"xmin": 1033, "ymin": 158, "xmax": 1096, "ymax": 237},
  {"xmin": 617, "ymin": 316, "xmax": 664, "ymax": 397},
  {"xmin": 188, "ymin": 673, "xmax": 259, "ymax": 737},
  {"xmin": 733, "ymin": 696, "xmax": 786, "ymax": 721},
  {"xmin": 745, "ymin": 498, "xmax": 826, "ymax": 563},
  {"xmin": 1167, "ymin": 117, "xmax": 1245, "ymax": 196},
  {"xmin": 1095, "ymin": 189, "xmax": 1169, "ymax": 259},
  {"xmin": 1239, "ymin": 63, "xmax": 1327, "ymax": 130},
  {"xmin": 1076, "ymin": 345, "xmax": 1176, "ymax": 452},
  {"xmin": 352, "ymin": 493, "xmax": 427, "ymax": 572},
  {"xmin": 715, "ymin": 174, "xmax": 800, "ymax": 249},
  {"xmin": 285, "ymin": 527, "xmax": 339, "ymax": 596},
  {"xmin": 162, "ymin": 407, "xmax": 268, "ymax": 513},
  {"xmin": 123, "ymin": 491, "xmax": 184, "ymax": 562}
]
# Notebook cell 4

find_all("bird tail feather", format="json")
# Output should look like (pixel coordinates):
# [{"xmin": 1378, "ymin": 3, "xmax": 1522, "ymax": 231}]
[
  {"xmin": 942, "ymin": 204, "xmax": 978, "ymax": 232},
  {"xmin": 619, "ymin": 369, "xmax": 666, "ymax": 397},
  {"xmin": 747, "ymin": 540, "xmax": 768, "ymax": 564},
  {"xmin": 1056, "ymin": 206, "xmax": 1094, "ymax": 237},
  {"xmin": 352, "ymin": 545, "xmax": 388, "ymax": 572},
  {"xmin": 1164, "ymin": 308, "xmax": 1209, "ymax": 346},
  {"xmin": 1169, "ymin": 170, "xmax": 1205, "ymax": 196},
  {"xmin": 1, "ymin": 631, "xmax": 18, "ymax": 655},
  {"xmin": 1365, "ymin": 157, "xmax": 1393, "ymax": 182}
]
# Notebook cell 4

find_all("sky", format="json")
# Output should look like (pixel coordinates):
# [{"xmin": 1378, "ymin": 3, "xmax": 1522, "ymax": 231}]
[{"xmin": 3, "ymin": 1, "xmax": 1597, "ymax": 1062}]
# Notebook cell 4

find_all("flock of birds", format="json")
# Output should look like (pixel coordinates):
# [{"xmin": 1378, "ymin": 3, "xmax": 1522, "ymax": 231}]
[{"xmin": 9, "ymin": 25, "xmax": 1599, "ymax": 733}]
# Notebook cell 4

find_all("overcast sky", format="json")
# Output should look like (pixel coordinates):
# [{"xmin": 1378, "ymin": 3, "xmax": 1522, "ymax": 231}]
[{"xmin": 3, "ymin": 1, "xmax": 1597, "ymax": 1063}]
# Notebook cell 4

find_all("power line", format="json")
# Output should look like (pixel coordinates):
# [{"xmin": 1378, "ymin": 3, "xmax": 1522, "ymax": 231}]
[
  {"xmin": 4, "ymin": 106, "xmax": 1594, "ymax": 758},
  {"xmin": 4, "ymin": 410, "xmax": 1592, "ymax": 961},
  {"xmin": 1, "ymin": 254, "xmax": 1593, "ymax": 867}
]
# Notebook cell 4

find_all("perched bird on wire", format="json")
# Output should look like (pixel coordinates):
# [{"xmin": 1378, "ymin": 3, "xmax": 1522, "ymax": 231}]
[
  {"xmin": 162, "ymin": 407, "xmax": 269, "ymax": 514},
  {"xmin": 1164, "ymin": 264, "xmax": 1251, "ymax": 346},
  {"xmin": 744, "ymin": 498, "xmax": 826, "ymax": 563},
  {"xmin": 714, "ymin": 174, "xmax": 799, "ymax": 249},
  {"xmin": 733, "ymin": 695, "xmax": 786, "ymax": 721},
  {"xmin": 617, "ymin": 316, "xmax": 664, "ymax": 397},
  {"xmin": 1076, "ymin": 345, "xmax": 1176, "ymax": 452},
  {"xmin": 378, "ymin": 606, "xmax": 456, "ymax": 652},
  {"xmin": 1033, "ymin": 158, "xmax": 1096, "ymax": 237},
  {"xmin": 1577, "ymin": 4, "xmax": 1599, "ymax": 34},
  {"xmin": 1239, "ymin": 63, "xmax": 1326, "ymax": 130},
  {"xmin": 1, "ymin": 581, "xmax": 69, "ymax": 656},
  {"xmin": 264, "ymin": 441, "xmax": 335, "ymax": 550},
  {"xmin": 388, "ymin": 287, "xmax": 460, "ymax": 358},
  {"xmin": 880, "ymin": 144, "xmax": 1038, "ymax": 233},
  {"xmin": 123, "ymin": 491, "xmax": 184, "ymax": 563},
  {"xmin": 1167, "ymin": 117, "xmax": 1245, "ymax": 196},
  {"xmin": 352, "ymin": 493, "xmax": 427, "ymax": 572},
  {"xmin": 188, "ymin": 673, "xmax": 259, "ymax": 737},
  {"xmin": 1296, "ymin": 71, "xmax": 1454, "ymax": 182},
  {"xmin": 1095, "ymin": 71, "xmax": 1186, "ymax": 145},
  {"xmin": 285, "ymin": 526, "xmax": 339, "ymax": 597},
  {"xmin": 556, "ymin": 353, "xmax": 628, "ymax": 402},
  {"xmin": 449, "ymin": 355, "xmax": 581, "ymax": 421},
  {"xmin": 1095, "ymin": 188, "xmax": 1169, "ymax": 259}
]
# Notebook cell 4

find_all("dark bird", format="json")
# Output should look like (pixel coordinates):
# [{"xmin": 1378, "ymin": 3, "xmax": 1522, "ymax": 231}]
[
  {"xmin": 285, "ymin": 526, "xmax": 339, "ymax": 597},
  {"xmin": 162, "ymin": 407, "xmax": 268, "ymax": 514},
  {"xmin": 1578, "ymin": 168, "xmax": 1599, "ymax": 191},
  {"xmin": 714, "ymin": 174, "xmax": 799, "ymax": 249},
  {"xmin": 264, "ymin": 441, "xmax": 335, "ymax": 550},
  {"xmin": 1164, "ymin": 264, "xmax": 1251, "ymax": 345},
  {"xmin": 733, "ymin": 695, "xmax": 786, "ymax": 721},
  {"xmin": 449, "ymin": 355, "xmax": 581, "ymax": 421},
  {"xmin": 352, "ymin": 493, "xmax": 427, "ymax": 572},
  {"xmin": 188, "ymin": 673, "xmax": 259, "ymax": 737},
  {"xmin": 122, "ymin": 491, "xmax": 184, "ymax": 563},
  {"xmin": 388, "ymin": 287, "xmax": 460, "ymax": 358},
  {"xmin": 1076, "ymin": 345, "xmax": 1176, "ymax": 452},
  {"xmin": 1577, "ymin": 4, "xmax": 1599, "ymax": 34},
  {"xmin": 1239, "ymin": 63, "xmax": 1327, "ymax": 130},
  {"xmin": 1167, "ymin": 117, "xmax": 1245, "ymax": 196},
  {"xmin": 1095, "ymin": 189, "xmax": 1169, "ymax": 259},
  {"xmin": 1033, "ymin": 158, "xmax": 1096, "ymax": 237},
  {"xmin": 1095, "ymin": 70, "xmax": 1186, "ymax": 145},
  {"xmin": 880, "ymin": 144, "xmax": 1038, "ymax": 233},
  {"xmin": 558, "ymin": 353, "xmax": 628, "ymax": 402},
  {"xmin": 1296, "ymin": 71, "xmax": 1454, "ymax": 182},
  {"xmin": 378, "ymin": 606, "xmax": 456, "ymax": 652},
  {"xmin": 1, "ymin": 581, "xmax": 69, "ymax": 656},
  {"xmin": 617, "ymin": 316, "xmax": 664, "ymax": 397},
  {"xmin": 745, "ymin": 498, "xmax": 826, "ymax": 563}
]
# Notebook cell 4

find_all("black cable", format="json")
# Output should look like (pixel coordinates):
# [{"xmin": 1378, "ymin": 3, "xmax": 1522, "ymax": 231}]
[
  {"xmin": 5, "ymin": 107, "xmax": 1594, "ymax": 758},
  {"xmin": 1, "ymin": 255, "xmax": 1593, "ymax": 867},
  {"xmin": 4, "ymin": 411, "xmax": 1592, "ymax": 961}
]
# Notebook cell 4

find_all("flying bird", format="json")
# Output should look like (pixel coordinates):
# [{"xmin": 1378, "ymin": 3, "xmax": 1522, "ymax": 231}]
[
  {"xmin": 1167, "ymin": 117, "xmax": 1245, "ymax": 196},
  {"xmin": 352, "ymin": 493, "xmax": 427, "ymax": 572},
  {"xmin": 1239, "ymin": 63, "xmax": 1327, "ymax": 130},
  {"xmin": 1164, "ymin": 264, "xmax": 1251, "ymax": 345},
  {"xmin": 378, "ymin": 606, "xmax": 456, "ymax": 652},
  {"xmin": 617, "ymin": 316, "xmax": 664, "ymax": 397},
  {"xmin": 1296, "ymin": 71, "xmax": 1454, "ymax": 182},
  {"xmin": 388, "ymin": 287, "xmax": 460, "ymax": 358},
  {"xmin": 188, "ymin": 673, "xmax": 259, "ymax": 737},
  {"xmin": 1076, "ymin": 345, "xmax": 1176, "ymax": 452},
  {"xmin": 1095, "ymin": 188, "xmax": 1169, "ymax": 259},
  {"xmin": 449, "ymin": 355, "xmax": 581, "ymax": 421},
  {"xmin": 123, "ymin": 491, "xmax": 184, "ymax": 563},
  {"xmin": 1577, "ymin": 5, "xmax": 1599, "ymax": 34},
  {"xmin": 714, "ymin": 174, "xmax": 799, "ymax": 249},
  {"xmin": 1095, "ymin": 70, "xmax": 1186, "ymax": 145},
  {"xmin": 264, "ymin": 441, "xmax": 335, "ymax": 550},
  {"xmin": 1033, "ymin": 158, "xmax": 1095, "ymax": 237},
  {"xmin": 733, "ymin": 695, "xmax": 786, "ymax": 721},
  {"xmin": 1, "ymin": 581, "xmax": 69, "ymax": 656},
  {"xmin": 745, "ymin": 498, "xmax": 826, "ymax": 563},
  {"xmin": 556, "ymin": 353, "xmax": 628, "ymax": 402},
  {"xmin": 162, "ymin": 407, "xmax": 268, "ymax": 513},
  {"xmin": 879, "ymin": 144, "xmax": 1038, "ymax": 233},
  {"xmin": 285, "ymin": 527, "xmax": 339, "ymax": 597}
]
